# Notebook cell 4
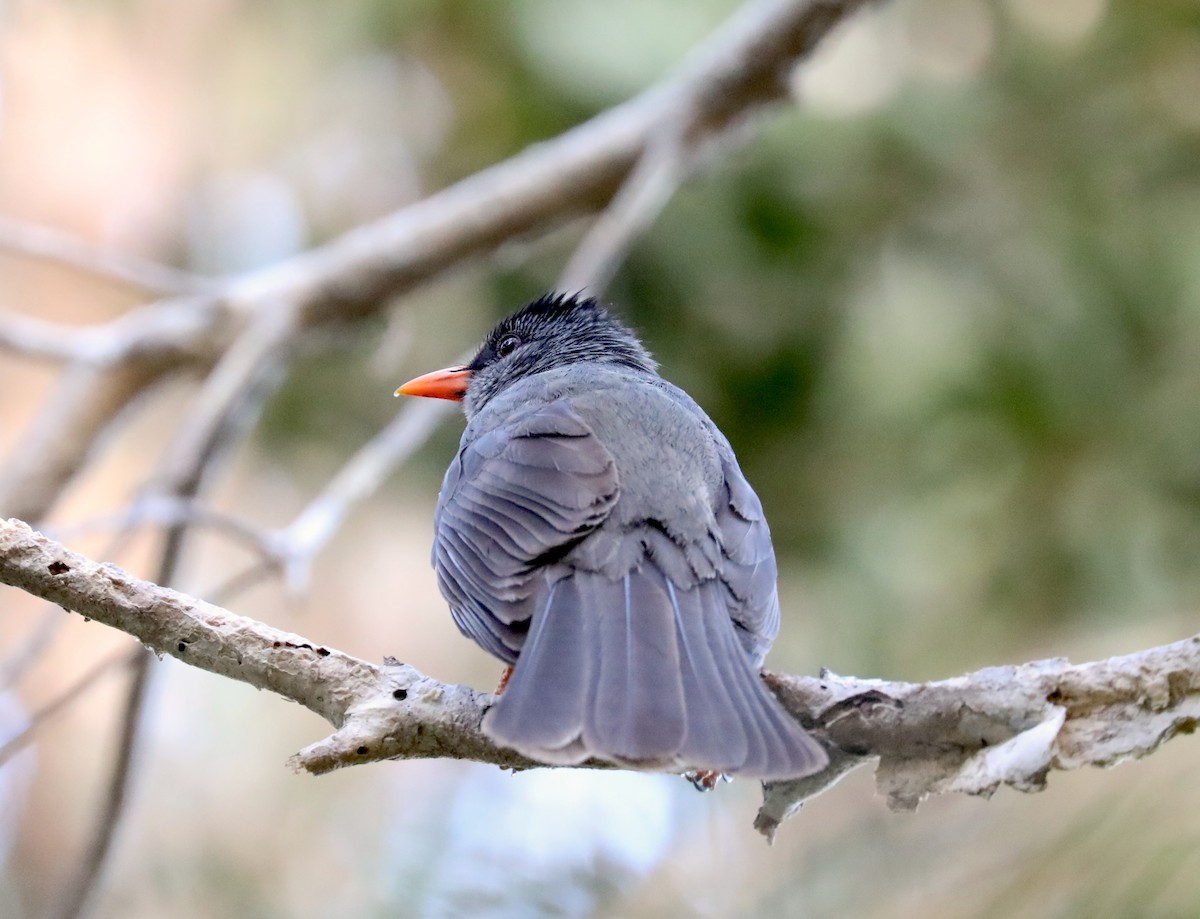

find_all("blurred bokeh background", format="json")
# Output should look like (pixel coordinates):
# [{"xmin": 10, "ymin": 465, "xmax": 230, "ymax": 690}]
[{"xmin": 3, "ymin": 0, "xmax": 1200, "ymax": 916}]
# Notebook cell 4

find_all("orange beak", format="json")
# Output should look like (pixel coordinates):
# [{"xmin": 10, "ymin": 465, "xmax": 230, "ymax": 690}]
[{"xmin": 394, "ymin": 365, "xmax": 472, "ymax": 402}]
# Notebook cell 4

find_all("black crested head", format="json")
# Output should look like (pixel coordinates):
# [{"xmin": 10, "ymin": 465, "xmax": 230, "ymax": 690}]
[{"xmin": 463, "ymin": 293, "xmax": 658, "ymax": 417}]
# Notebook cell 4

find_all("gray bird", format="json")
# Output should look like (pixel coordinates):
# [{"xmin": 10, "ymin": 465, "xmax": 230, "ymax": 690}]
[{"xmin": 397, "ymin": 293, "xmax": 827, "ymax": 780}]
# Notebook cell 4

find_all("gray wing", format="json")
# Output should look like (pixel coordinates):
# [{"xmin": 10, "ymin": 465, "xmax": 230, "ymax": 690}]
[
  {"xmin": 435, "ymin": 382, "xmax": 823, "ymax": 779},
  {"xmin": 433, "ymin": 400, "xmax": 619, "ymax": 664},
  {"xmin": 714, "ymin": 450, "xmax": 781, "ymax": 667},
  {"xmin": 477, "ymin": 399, "xmax": 823, "ymax": 779}
]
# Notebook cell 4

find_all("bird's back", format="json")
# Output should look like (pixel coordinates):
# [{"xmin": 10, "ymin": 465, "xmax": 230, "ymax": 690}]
[{"xmin": 432, "ymin": 361, "xmax": 823, "ymax": 777}]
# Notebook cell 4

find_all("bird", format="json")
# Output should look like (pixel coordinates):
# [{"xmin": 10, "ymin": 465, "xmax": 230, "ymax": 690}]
[{"xmin": 396, "ymin": 293, "xmax": 827, "ymax": 781}]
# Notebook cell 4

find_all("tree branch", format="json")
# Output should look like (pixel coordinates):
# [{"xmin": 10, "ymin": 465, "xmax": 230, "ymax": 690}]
[
  {"xmin": 0, "ymin": 647, "xmax": 139, "ymax": 769},
  {"xmin": 0, "ymin": 360, "xmax": 178, "ymax": 522},
  {"xmin": 0, "ymin": 0, "xmax": 873, "ymax": 523},
  {"xmin": 0, "ymin": 215, "xmax": 209, "ymax": 297},
  {"xmin": 3, "ymin": 518, "xmax": 1197, "ymax": 840},
  {"xmin": 271, "ymin": 395, "xmax": 456, "ymax": 594},
  {"xmin": 0, "ymin": 311, "xmax": 114, "ymax": 364},
  {"xmin": 226, "ymin": 0, "xmax": 874, "ymax": 323},
  {"xmin": 46, "ymin": 306, "xmax": 303, "ymax": 919},
  {"xmin": 557, "ymin": 129, "xmax": 691, "ymax": 295}
]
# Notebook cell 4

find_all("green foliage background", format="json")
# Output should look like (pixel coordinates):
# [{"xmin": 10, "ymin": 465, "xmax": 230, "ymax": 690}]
[{"xmin": 269, "ymin": 0, "xmax": 1200, "ymax": 665}]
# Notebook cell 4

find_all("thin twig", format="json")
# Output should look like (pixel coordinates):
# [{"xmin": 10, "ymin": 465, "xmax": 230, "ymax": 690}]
[
  {"xmin": 0, "ymin": 648, "xmax": 141, "ymax": 770},
  {"xmin": 48, "ymin": 496, "xmax": 277, "ymax": 559},
  {"xmin": 154, "ymin": 305, "xmax": 299, "ymax": 496},
  {"xmin": 0, "ymin": 605, "xmax": 67, "ymax": 691},
  {"xmin": 275, "ymin": 395, "xmax": 456, "ymax": 594},
  {"xmin": 0, "ymin": 652, "xmax": 139, "ymax": 772},
  {"xmin": 49, "ymin": 308, "xmax": 302, "ymax": 919},
  {"xmin": 558, "ymin": 131, "xmax": 691, "ymax": 295},
  {"xmin": 202, "ymin": 561, "xmax": 279, "ymax": 609},
  {"xmin": 0, "ymin": 215, "xmax": 208, "ymax": 297},
  {"xmin": 48, "ymin": 379, "xmax": 455, "ymax": 602},
  {"xmin": 0, "ymin": 311, "xmax": 115, "ymax": 363},
  {"xmin": 49, "ymin": 650, "xmax": 153, "ymax": 919},
  {"xmin": 0, "ymin": 360, "xmax": 178, "ymax": 522}
]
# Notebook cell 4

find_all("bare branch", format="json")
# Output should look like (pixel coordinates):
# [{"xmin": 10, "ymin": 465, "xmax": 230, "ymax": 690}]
[
  {"xmin": 274, "ymin": 395, "xmax": 455, "ymax": 593},
  {"xmin": 0, "ymin": 518, "xmax": 398, "ymax": 726},
  {"xmin": 0, "ymin": 360, "xmax": 177, "ymax": 522},
  {"xmin": 3, "ymin": 518, "xmax": 1198, "ymax": 838},
  {"xmin": 0, "ymin": 311, "xmax": 113, "ymax": 363},
  {"xmin": 558, "ymin": 132, "xmax": 690, "ymax": 295},
  {"xmin": 0, "ymin": 0, "xmax": 871, "ymax": 524},
  {"xmin": 559, "ymin": 0, "xmax": 875, "ymax": 294},
  {"xmin": 49, "ymin": 497, "xmax": 275, "ymax": 558},
  {"xmin": 44, "ymin": 306, "xmax": 304, "ymax": 919},
  {"xmin": 0, "ymin": 296, "xmax": 230, "ymax": 522},
  {"xmin": 228, "ymin": 0, "xmax": 871, "ymax": 323},
  {"xmin": 50, "ymin": 649, "xmax": 152, "ymax": 919},
  {"xmin": 754, "ymin": 644, "xmax": 1200, "ymax": 839},
  {"xmin": 0, "ymin": 648, "xmax": 140, "ymax": 769},
  {"xmin": 44, "ymin": 393, "xmax": 452, "ymax": 607},
  {"xmin": 0, "ymin": 214, "xmax": 210, "ymax": 297},
  {"xmin": 51, "ymin": 381, "xmax": 455, "ymax": 599},
  {"xmin": 153, "ymin": 304, "xmax": 298, "ymax": 496}
]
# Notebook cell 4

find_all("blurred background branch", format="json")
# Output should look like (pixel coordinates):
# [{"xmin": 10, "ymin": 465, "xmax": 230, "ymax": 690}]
[
  {"xmin": 0, "ymin": 216, "xmax": 209, "ymax": 297},
  {"xmin": 0, "ymin": 0, "xmax": 870, "ymax": 530}
]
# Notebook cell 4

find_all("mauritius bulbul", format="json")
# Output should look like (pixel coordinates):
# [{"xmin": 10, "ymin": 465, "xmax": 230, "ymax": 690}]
[{"xmin": 396, "ymin": 293, "xmax": 826, "ymax": 780}]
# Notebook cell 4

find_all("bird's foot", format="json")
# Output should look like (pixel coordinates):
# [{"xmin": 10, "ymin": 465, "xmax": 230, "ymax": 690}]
[
  {"xmin": 684, "ymin": 770, "xmax": 731, "ymax": 792},
  {"xmin": 494, "ymin": 666, "xmax": 515, "ymax": 695}
]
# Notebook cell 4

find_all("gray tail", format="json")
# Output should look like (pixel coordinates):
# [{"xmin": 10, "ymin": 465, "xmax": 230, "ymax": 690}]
[{"xmin": 482, "ymin": 566, "xmax": 827, "ymax": 780}]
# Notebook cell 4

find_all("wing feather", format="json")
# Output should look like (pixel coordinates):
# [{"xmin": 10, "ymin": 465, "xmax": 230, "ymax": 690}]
[
  {"xmin": 434, "ymin": 379, "xmax": 824, "ymax": 779},
  {"xmin": 714, "ymin": 453, "xmax": 782, "ymax": 664},
  {"xmin": 434, "ymin": 401, "xmax": 618, "ymax": 661}
]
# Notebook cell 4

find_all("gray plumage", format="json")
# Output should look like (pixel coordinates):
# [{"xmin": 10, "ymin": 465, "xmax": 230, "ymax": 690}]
[{"xmin": 430, "ymin": 293, "xmax": 826, "ymax": 779}]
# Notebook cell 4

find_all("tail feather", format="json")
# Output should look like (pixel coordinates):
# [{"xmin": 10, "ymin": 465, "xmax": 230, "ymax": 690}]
[
  {"xmin": 669, "ymin": 578, "xmax": 751, "ymax": 772},
  {"xmin": 482, "ymin": 564, "xmax": 827, "ymax": 779},
  {"xmin": 584, "ymin": 572, "xmax": 686, "ymax": 762},
  {"xmin": 699, "ymin": 582, "xmax": 798, "ymax": 777},
  {"xmin": 483, "ymin": 578, "xmax": 589, "ymax": 754}
]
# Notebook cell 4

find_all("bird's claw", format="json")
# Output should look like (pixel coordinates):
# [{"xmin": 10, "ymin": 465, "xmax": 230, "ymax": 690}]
[
  {"xmin": 494, "ymin": 666, "xmax": 515, "ymax": 695},
  {"xmin": 684, "ymin": 769, "xmax": 731, "ymax": 792}
]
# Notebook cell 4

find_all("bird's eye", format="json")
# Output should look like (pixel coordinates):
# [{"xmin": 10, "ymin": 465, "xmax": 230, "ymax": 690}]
[{"xmin": 496, "ymin": 334, "xmax": 521, "ymax": 357}]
